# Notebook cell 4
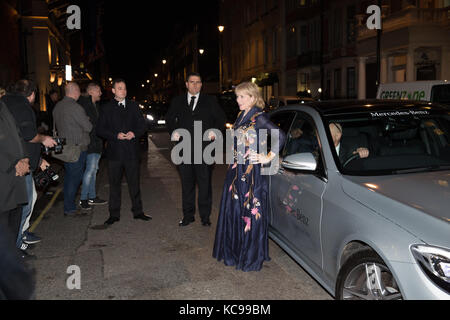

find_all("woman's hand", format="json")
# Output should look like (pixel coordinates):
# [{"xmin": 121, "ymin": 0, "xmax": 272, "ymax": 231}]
[{"xmin": 249, "ymin": 151, "xmax": 275, "ymax": 165}]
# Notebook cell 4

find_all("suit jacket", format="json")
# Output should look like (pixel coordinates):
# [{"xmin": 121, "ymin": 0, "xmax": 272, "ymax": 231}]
[
  {"xmin": 78, "ymin": 95, "xmax": 103, "ymax": 154},
  {"xmin": 2, "ymin": 94, "xmax": 41, "ymax": 171},
  {"xmin": 165, "ymin": 93, "xmax": 226, "ymax": 156},
  {"xmin": 0, "ymin": 101, "xmax": 28, "ymax": 212},
  {"xmin": 53, "ymin": 97, "xmax": 93, "ymax": 149},
  {"xmin": 338, "ymin": 135, "xmax": 368, "ymax": 163},
  {"xmin": 96, "ymin": 99, "xmax": 147, "ymax": 161}
]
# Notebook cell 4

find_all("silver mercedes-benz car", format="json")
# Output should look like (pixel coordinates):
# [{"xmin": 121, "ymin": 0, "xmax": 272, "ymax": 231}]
[{"xmin": 268, "ymin": 100, "xmax": 450, "ymax": 300}]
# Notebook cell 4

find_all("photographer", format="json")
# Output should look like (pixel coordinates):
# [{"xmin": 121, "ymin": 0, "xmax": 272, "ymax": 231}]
[
  {"xmin": 53, "ymin": 82, "xmax": 93, "ymax": 216},
  {"xmin": 1, "ymin": 80, "xmax": 57, "ymax": 257},
  {"xmin": 0, "ymin": 100, "xmax": 35, "ymax": 300}
]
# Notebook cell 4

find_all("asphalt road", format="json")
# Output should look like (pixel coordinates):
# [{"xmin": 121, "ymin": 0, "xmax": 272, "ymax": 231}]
[{"xmin": 27, "ymin": 131, "xmax": 332, "ymax": 300}]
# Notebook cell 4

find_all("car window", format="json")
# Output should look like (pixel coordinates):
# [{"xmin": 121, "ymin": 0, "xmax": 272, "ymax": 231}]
[
  {"xmin": 325, "ymin": 110, "xmax": 450, "ymax": 175},
  {"xmin": 285, "ymin": 115, "xmax": 319, "ymax": 154},
  {"xmin": 284, "ymin": 113, "xmax": 324, "ymax": 172},
  {"xmin": 431, "ymin": 84, "xmax": 450, "ymax": 105},
  {"xmin": 269, "ymin": 111, "xmax": 296, "ymax": 155}
]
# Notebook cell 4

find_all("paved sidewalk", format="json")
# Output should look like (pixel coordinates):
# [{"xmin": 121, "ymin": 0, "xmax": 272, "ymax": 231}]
[{"xmin": 30, "ymin": 137, "xmax": 332, "ymax": 300}]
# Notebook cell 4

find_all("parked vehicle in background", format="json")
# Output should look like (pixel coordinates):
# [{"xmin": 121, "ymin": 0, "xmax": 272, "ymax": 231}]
[
  {"xmin": 377, "ymin": 81, "xmax": 450, "ymax": 106},
  {"xmin": 268, "ymin": 100, "xmax": 450, "ymax": 300},
  {"xmin": 217, "ymin": 91, "xmax": 239, "ymax": 129},
  {"xmin": 267, "ymin": 95, "xmax": 315, "ymax": 112},
  {"xmin": 140, "ymin": 101, "xmax": 168, "ymax": 131}
]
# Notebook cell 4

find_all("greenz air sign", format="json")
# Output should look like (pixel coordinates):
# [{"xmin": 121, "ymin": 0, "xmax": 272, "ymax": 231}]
[{"xmin": 379, "ymin": 90, "xmax": 427, "ymax": 101}]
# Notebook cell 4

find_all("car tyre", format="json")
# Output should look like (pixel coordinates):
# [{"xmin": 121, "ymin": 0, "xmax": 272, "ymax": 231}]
[{"xmin": 335, "ymin": 249, "xmax": 403, "ymax": 300}]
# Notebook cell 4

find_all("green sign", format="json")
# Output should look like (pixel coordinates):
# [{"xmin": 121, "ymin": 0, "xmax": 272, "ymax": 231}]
[{"xmin": 380, "ymin": 90, "xmax": 426, "ymax": 101}]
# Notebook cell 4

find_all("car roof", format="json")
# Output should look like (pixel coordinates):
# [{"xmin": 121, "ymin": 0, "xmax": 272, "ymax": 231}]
[{"xmin": 287, "ymin": 99, "xmax": 449, "ymax": 116}]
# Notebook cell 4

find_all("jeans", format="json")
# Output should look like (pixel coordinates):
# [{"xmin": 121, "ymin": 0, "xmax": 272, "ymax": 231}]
[
  {"xmin": 63, "ymin": 151, "xmax": 87, "ymax": 213},
  {"xmin": 80, "ymin": 153, "xmax": 101, "ymax": 201},
  {"xmin": 16, "ymin": 174, "xmax": 37, "ymax": 248}
]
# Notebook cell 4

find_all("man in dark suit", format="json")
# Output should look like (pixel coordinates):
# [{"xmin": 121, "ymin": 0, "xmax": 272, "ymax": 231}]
[
  {"xmin": 96, "ymin": 79, "xmax": 151, "ymax": 226},
  {"xmin": 0, "ymin": 100, "xmax": 29, "ymax": 253},
  {"xmin": 329, "ymin": 123, "xmax": 369, "ymax": 164},
  {"xmin": 165, "ymin": 72, "xmax": 226, "ymax": 227}
]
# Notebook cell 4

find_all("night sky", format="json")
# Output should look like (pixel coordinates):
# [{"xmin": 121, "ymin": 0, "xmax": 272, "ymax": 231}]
[{"xmin": 102, "ymin": 0, "xmax": 219, "ymax": 93}]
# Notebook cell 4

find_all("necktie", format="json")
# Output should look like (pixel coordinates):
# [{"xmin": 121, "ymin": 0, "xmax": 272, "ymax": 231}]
[
  {"xmin": 119, "ymin": 102, "xmax": 125, "ymax": 109},
  {"xmin": 189, "ymin": 96, "xmax": 196, "ymax": 111}
]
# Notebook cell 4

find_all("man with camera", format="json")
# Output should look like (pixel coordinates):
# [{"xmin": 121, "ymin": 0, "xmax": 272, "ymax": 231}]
[
  {"xmin": 1, "ymin": 80, "xmax": 57, "ymax": 258},
  {"xmin": 53, "ymin": 82, "xmax": 93, "ymax": 217},
  {"xmin": 0, "ymin": 100, "xmax": 35, "ymax": 299}
]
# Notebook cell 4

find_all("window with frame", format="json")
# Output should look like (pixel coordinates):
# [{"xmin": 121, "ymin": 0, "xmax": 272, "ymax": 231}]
[
  {"xmin": 334, "ymin": 68, "xmax": 342, "ymax": 98},
  {"xmin": 284, "ymin": 113, "xmax": 323, "ymax": 169},
  {"xmin": 347, "ymin": 67, "xmax": 356, "ymax": 98},
  {"xmin": 346, "ymin": 5, "xmax": 356, "ymax": 44}
]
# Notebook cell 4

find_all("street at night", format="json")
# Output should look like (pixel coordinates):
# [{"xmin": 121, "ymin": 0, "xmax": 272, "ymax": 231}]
[
  {"xmin": 27, "ymin": 132, "xmax": 331, "ymax": 300},
  {"xmin": 0, "ymin": 0, "xmax": 449, "ymax": 309}
]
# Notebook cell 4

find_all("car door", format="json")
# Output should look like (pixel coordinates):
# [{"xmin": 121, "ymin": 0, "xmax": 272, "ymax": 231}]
[{"xmin": 270, "ymin": 111, "xmax": 327, "ymax": 270}]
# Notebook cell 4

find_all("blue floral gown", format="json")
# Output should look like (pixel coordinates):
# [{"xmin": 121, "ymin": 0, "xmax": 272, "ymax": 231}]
[{"xmin": 213, "ymin": 106, "xmax": 286, "ymax": 271}]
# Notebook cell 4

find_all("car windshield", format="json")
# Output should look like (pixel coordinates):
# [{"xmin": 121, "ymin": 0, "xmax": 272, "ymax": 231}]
[
  {"xmin": 431, "ymin": 84, "xmax": 450, "ymax": 106},
  {"xmin": 325, "ymin": 109, "xmax": 450, "ymax": 176}
]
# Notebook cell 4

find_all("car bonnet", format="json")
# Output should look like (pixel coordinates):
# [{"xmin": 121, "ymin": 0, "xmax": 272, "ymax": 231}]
[{"xmin": 340, "ymin": 171, "xmax": 450, "ymax": 246}]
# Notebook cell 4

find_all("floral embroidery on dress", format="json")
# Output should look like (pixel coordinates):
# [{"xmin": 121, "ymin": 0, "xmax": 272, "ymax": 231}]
[{"xmin": 228, "ymin": 111, "xmax": 265, "ymax": 233}]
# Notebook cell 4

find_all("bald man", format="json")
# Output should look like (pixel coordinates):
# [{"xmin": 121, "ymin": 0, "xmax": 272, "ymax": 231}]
[
  {"xmin": 329, "ymin": 123, "xmax": 369, "ymax": 164},
  {"xmin": 53, "ymin": 82, "xmax": 93, "ymax": 216}
]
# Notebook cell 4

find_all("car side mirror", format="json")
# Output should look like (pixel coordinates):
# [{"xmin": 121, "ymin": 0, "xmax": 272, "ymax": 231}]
[{"xmin": 282, "ymin": 153, "xmax": 317, "ymax": 171}]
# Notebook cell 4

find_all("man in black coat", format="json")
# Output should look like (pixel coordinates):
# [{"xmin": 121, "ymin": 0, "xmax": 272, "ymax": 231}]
[
  {"xmin": 96, "ymin": 79, "xmax": 151, "ymax": 226},
  {"xmin": 2, "ymin": 80, "xmax": 57, "ymax": 254},
  {"xmin": 0, "ymin": 100, "xmax": 29, "ymax": 239},
  {"xmin": 78, "ymin": 83, "xmax": 107, "ymax": 210},
  {"xmin": 165, "ymin": 72, "xmax": 226, "ymax": 227}
]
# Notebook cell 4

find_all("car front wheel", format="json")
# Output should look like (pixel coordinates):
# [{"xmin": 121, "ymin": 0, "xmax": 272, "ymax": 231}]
[{"xmin": 336, "ymin": 249, "xmax": 403, "ymax": 300}]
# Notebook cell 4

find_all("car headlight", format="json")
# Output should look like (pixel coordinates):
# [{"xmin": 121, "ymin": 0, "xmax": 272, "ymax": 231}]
[
  {"xmin": 411, "ymin": 245, "xmax": 450, "ymax": 294},
  {"xmin": 146, "ymin": 114, "xmax": 154, "ymax": 121}
]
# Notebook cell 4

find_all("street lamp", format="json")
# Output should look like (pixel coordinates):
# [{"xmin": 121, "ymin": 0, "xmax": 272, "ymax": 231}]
[
  {"xmin": 162, "ymin": 59, "xmax": 167, "ymax": 65},
  {"xmin": 199, "ymin": 49, "xmax": 205, "ymax": 55},
  {"xmin": 218, "ymin": 26, "xmax": 225, "ymax": 92}
]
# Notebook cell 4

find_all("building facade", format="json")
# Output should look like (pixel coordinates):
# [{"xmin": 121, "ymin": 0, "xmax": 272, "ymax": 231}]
[
  {"xmin": 220, "ymin": 0, "xmax": 450, "ymax": 101},
  {"xmin": 220, "ymin": 0, "xmax": 284, "ymax": 100},
  {"xmin": 0, "ymin": 0, "xmax": 105, "ymax": 110}
]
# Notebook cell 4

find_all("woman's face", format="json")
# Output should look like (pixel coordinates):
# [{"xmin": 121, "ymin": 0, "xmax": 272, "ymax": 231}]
[{"xmin": 236, "ymin": 91, "xmax": 255, "ymax": 112}]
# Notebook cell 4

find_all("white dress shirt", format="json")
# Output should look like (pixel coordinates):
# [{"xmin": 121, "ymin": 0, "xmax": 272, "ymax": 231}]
[
  {"xmin": 117, "ymin": 99, "xmax": 126, "ymax": 108},
  {"xmin": 187, "ymin": 93, "xmax": 200, "ymax": 111}
]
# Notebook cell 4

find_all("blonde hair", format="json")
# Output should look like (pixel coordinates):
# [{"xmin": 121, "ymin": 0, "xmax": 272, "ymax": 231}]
[{"xmin": 235, "ymin": 82, "xmax": 265, "ymax": 109}]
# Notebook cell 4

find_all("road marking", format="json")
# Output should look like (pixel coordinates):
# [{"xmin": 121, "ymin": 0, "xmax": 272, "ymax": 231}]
[{"xmin": 29, "ymin": 188, "xmax": 62, "ymax": 233}]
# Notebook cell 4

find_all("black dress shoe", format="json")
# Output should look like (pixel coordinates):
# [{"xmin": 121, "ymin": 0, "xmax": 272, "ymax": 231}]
[
  {"xmin": 179, "ymin": 217, "xmax": 195, "ymax": 227},
  {"xmin": 201, "ymin": 220, "xmax": 212, "ymax": 227},
  {"xmin": 104, "ymin": 217, "xmax": 120, "ymax": 225},
  {"xmin": 134, "ymin": 213, "xmax": 152, "ymax": 221}
]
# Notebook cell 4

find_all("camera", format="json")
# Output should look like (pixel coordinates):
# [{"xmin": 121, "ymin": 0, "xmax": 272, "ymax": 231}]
[
  {"xmin": 44, "ymin": 137, "xmax": 66, "ymax": 155},
  {"xmin": 34, "ymin": 166, "xmax": 59, "ymax": 189}
]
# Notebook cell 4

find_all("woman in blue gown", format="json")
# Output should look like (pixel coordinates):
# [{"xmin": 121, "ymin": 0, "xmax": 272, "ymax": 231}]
[{"xmin": 213, "ymin": 82, "xmax": 286, "ymax": 272}]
